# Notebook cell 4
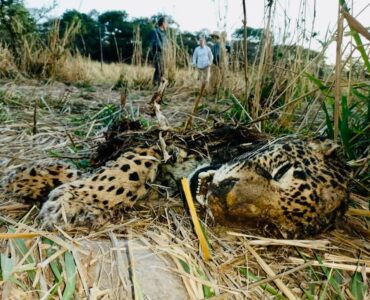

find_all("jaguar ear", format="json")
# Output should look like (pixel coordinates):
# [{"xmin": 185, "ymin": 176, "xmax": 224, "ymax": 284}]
[
  {"xmin": 310, "ymin": 138, "xmax": 339, "ymax": 156},
  {"xmin": 321, "ymin": 140, "xmax": 339, "ymax": 156}
]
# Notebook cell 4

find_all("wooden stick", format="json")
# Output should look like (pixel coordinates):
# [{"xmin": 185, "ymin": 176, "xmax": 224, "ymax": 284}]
[
  {"xmin": 181, "ymin": 177, "xmax": 211, "ymax": 261},
  {"xmin": 184, "ymin": 81, "xmax": 206, "ymax": 130}
]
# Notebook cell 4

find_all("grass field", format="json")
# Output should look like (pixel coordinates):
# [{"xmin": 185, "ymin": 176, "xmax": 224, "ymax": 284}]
[
  {"xmin": 0, "ymin": 60, "xmax": 369, "ymax": 298},
  {"xmin": 0, "ymin": 1, "xmax": 369, "ymax": 298}
]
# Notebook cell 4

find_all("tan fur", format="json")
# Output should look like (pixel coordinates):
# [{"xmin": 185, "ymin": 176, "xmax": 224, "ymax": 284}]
[
  {"xmin": 198, "ymin": 138, "xmax": 350, "ymax": 237},
  {"xmin": 2, "ymin": 162, "xmax": 81, "ymax": 202},
  {"xmin": 38, "ymin": 148, "xmax": 160, "ymax": 229}
]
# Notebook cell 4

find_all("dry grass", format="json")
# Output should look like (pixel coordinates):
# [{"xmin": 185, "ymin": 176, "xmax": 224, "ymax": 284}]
[
  {"xmin": 0, "ymin": 81, "xmax": 369, "ymax": 299},
  {"xmin": 0, "ymin": 2, "xmax": 369, "ymax": 298}
]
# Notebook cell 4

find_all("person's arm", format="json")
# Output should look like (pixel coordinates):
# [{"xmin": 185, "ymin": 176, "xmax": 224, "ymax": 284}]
[
  {"xmin": 208, "ymin": 47, "xmax": 214, "ymax": 66},
  {"xmin": 151, "ymin": 29, "xmax": 162, "ymax": 52},
  {"xmin": 192, "ymin": 47, "xmax": 198, "ymax": 67}
]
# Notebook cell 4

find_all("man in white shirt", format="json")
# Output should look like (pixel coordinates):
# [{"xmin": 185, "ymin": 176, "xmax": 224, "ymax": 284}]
[{"xmin": 192, "ymin": 36, "xmax": 214, "ymax": 85}]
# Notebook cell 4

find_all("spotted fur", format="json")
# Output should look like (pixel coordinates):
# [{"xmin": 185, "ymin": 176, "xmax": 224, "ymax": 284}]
[
  {"xmin": 2, "ymin": 138, "xmax": 350, "ymax": 237},
  {"xmin": 2, "ymin": 162, "xmax": 81, "ymax": 203},
  {"xmin": 38, "ymin": 147, "xmax": 160, "ymax": 229},
  {"xmin": 190, "ymin": 138, "xmax": 350, "ymax": 238}
]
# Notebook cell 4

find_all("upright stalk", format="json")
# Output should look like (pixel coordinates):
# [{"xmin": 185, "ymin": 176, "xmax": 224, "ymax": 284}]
[
  {"xmin": 334, "ymin": 3, "xmax": 344, "ymax": 141},
  {"xmin": 99, "ymin": 26, "xmax": 103, "ymax": 71},
  {"xmin": 242, "ymin": 0, "xmax": 248, "ymax": 109}
]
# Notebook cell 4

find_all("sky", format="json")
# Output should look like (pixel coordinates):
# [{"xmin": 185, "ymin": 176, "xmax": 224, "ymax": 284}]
[{"xmin": 25, "ymin": 0, "xmax": 370, "ymax": 63}]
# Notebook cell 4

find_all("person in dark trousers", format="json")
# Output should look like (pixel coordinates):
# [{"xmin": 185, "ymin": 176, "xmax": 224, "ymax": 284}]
[
  {"xmin": 210, "ymin": 31, "xmax": 222, "ymax": 94},
  {"xmin": 151, "ymin": 17, "xmax": 168, "ymax": 87}
]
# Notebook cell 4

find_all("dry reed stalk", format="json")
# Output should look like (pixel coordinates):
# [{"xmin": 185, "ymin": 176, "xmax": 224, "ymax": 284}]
[
  {"xmin": 32, "ymin": 99, "xmax": 37, "ymax": 135},
  {"xmin": 251, "ymin": 2, "xmax": 274, "ymax": 119},
  {"xmin": 242, "ymin": 0, "xmax": 248, "ymax": 108},
  {"xmin": 120, "ymin": 84, "xmax": 128, "ymax": 110},
  {"xmin": 37, "ymin": 248, "xmax": 67, "ymax": 268},
  {"xmin": 0, "ymin": 232, "xmax": 41, "ymax": 239},
  {"xmin": 164, "ymin": 29, "xmax": 177, "ymax": 83},
  {"xmin": 334, "ymin": 5, "xmax": 344, "ymax": 141},
  {"xmin": 228, "ymin": 232, "xmax": 330, "ymax": 250},
  {"xmin": 246, "ymin": 261, "xmax": 313, "ymax": 290},
  {"xmin": 184, "ymin": 81, "xmax": 206, "ymax": 130},
  {"xmin": 109, "ymin": 232, "xmax": 130, "ymax": 294},
  {"xmin": 0, "ymin": 204, "xmax": 30, "ymax": 211},
  {"xmin": 347, "ymin": 207, "xmax": 370, "ymax": 217},
  {"xmin": 244, "ymin": 242, "xmax": 297, "ymax": 300},
  {"xmin": 289, "ymin": 257, "xmax": 370, "ymax": 273},
  {"xmin": 324, "ymin": 254, "xmax": 370, "ymax": 265},
  {"xmin": 132, "ymin": 26, "xmax": 142, "ymax": 66}
]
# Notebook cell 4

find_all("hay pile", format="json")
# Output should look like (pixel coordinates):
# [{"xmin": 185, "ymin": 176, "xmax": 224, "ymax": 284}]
[{"xmin": 0, "ymin": 82, "xmax": 369, "ymax": 299}]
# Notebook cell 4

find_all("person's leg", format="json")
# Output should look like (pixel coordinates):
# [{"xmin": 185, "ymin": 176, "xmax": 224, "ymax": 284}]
[
  {"xmin": 198, "ymin": 68, "xmax": 206, "ymax": 85},
  {"xmin": 153, "ymin": 55, "xmax": 161, "ymax": 86},
  {"xmin": 158, "ymin": 55, "xmax": 165, "ymax": 81},
  {"xmin": 197, "ymin": 68, "xmax": 209, "ymax": 96},
  {"xmin": 210, "ymin": 65, "xmax": 221, "ymax": 95}
]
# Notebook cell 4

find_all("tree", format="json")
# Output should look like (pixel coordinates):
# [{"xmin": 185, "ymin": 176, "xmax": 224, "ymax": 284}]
[
  {"xmin": 232, "ymin": 26, "xmax": 273, "ymax": 63},
  {"xmin": 177, "ymin": 31, "xmax": 198, "ymax": 55},
  {"xmin": 59, "ymin": 10, "xmax": 100, "ymax": 59},
  {"xmin": 98, "ymin": 10, "xmax": 131, "ymax": 62},
  {"xmin": 0, "ymin": 0, "xmax": 37, "ymax": 54},
  {"xmin": 131, "ymin": 17, "xmax": 155, "ymax": 60}
]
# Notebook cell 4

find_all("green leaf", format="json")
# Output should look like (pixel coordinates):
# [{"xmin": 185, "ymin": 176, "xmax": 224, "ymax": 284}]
[
  {"xmin": 304, "ymin": 72, "xmax": 329, "ymax": 92},
  {"xmin": 43, "ymin": 238, "xmax": 63, "ymax": 283},
  {"xmin": 202, "ymin": 284, "xmax": 215, "ymax": 298},
  {"xmin": 340, "ymin": 95, "xmax": 355, "ymax": 159},
  {"xmin": 315, "ymin": 254, "xmax": 344, "ymax": 300},
  {"xmin": 62, "ymin": 251, "xmax": 77, "ymax": 300},
  {"xmin": 1, "ymin": 253, "xmax": 13, "ymax": 281},
  {"xmin": 8, "ymin": 226, "xmax": 36, "ymax": 281},
  {"xmin": 350, "ymin": 272, "xmax": 367, "ymax": 300},
  {"xmin": 322, "ymin": 102, "xmax": 334, "ymax": 138},
  {"xmin": 239, "ymin": 267, "xmax": 287, "ymax": 300},
  {"xmin": 197, "ymin": 266, "xmax": 215, "ymax": 298},
  {"xmin": 178, "ymin": 258, "xmax": 190, "ymax": 274},
  {"xmin": 339, "ymin": 0, "xmax": 370, "ymax": 72}
]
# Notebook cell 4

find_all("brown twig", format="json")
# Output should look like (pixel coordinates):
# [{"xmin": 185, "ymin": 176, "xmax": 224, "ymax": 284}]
[
  {"xmin": 65, "ymin": 131, "xmax": 76, "ymax": 148},
  {"xmin": 120, "ymin": 84, "xmax": 128, "ymax": 110},
  {"xmin": 184, "ymin": 81, "xmax": 206, "ymax": 130},
  {"xmin": 32, "ymin": 100, "xmax": 37, "ymax": 135},
  {"xmin": 148, "ymin": 78, "xmax": 168, "ymax": 106}
]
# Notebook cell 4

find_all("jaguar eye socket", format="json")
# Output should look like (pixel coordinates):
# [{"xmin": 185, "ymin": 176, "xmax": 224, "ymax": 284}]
[
  {"xmin": 210, "ymin": 178, "xmax": 239, "ymax": 197},
  {"xmin": 255, "ymin": 165, "xmax": 272, "ymax": 180}
]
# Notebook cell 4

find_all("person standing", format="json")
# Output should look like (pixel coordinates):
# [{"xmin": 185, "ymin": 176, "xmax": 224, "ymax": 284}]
[
  {"xmin": 151, "ymin": 16, "xmax": 168, "ymax": 87},
  {"xmin": 192, "ymin": 36, "xmax": 213, "ymax": 86},
  {"xmin": 210, "ymin": 31, "xmax": 222, "ymax": 93},
  {"xmin": 210, "ymin": 31, "xmax": 221, "ymax": 66}
]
